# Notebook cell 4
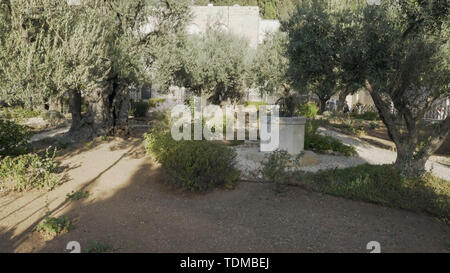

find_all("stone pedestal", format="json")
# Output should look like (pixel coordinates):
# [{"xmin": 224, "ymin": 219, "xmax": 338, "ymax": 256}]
[{"xmin": 273, "ymin": 116, "xmax": 306, "ymax": 155}]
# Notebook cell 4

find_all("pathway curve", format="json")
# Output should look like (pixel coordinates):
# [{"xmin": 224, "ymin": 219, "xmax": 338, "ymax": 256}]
[{"xmin": 317, "ymin": 127, "xmax": 450, "ymax": 181}]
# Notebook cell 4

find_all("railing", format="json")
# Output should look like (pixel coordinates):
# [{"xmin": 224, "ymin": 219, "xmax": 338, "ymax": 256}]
[{"xmin": 424, "ymin": 99, "xmax": 449, "ymax": 121}]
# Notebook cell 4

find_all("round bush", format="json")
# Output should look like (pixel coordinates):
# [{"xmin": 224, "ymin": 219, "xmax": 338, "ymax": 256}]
[{"xmin": 145, "ymin": 131, "xmax": 239, "ymax": 192}]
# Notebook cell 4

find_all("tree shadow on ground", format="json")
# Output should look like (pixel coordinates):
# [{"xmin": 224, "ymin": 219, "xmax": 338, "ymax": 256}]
[
  {"xmin": 1, "ymin": 131, "xmax": 449, "ymax": 253},
  {"xmin": 0, "ymin": 137, "xmax": 146, "ymax": 252},
  {"xmin": 6, "ymin": 158, "xmax": 450, "ymax": 252}
]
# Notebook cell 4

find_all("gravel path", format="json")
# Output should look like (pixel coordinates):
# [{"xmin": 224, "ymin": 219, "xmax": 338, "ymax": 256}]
[
  {"xmin": 234, "ymin": 127, "xmax": 450, "ymax": 181},
  {"xmin": 1, "ymin": 138, "xmax": 448, "ymax": 253}
]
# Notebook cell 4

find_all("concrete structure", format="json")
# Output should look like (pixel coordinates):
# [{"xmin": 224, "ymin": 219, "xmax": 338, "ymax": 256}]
[
  {"xmin": 188, "ymin": 5, "xmax": 280, "ymax": 48},
  {"xmin": 269, "ymin": 117, "xmax": 306, "ymax": 155},
  {"xmin": 346, "ymin": 89, "xmax": 374, "ymax": 108},
  {"xmin": 259, "ymin": 19, "xmax": 281, "ymax": 44}
]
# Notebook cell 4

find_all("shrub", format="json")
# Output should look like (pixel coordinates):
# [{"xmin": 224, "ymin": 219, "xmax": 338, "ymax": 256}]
[
  {"xmin": 148, "ymin": 98, "xmax": 166, "ymax": 108},
  {"xmin": 144, "ymin": 130, "xmax": 239, "ymax": 192},
  {"xmin": 144, "ymin": 130, "xmax": 177, "ymax": 163},
  {"xmin": 261, "ymin": 149, "xmax": 292, "ymax": 192},
  {"xmin": 297, "ymin": 102, "xmax": 318, "ymax": 119},
  {"xmin": 294, "ymin": 165, "xmax": 450, "ymax": 222},
  {"xmin": 304, "ymin": 120, "xmax": 356, "ymax": 156},
  {"xmin": 34, "ymin": 214, "xmax": 72, "ymax": 239},
  {"xmin": 0, "ymin": 119, "xmax": 31, "ymax": 157},
  {"xmin": 130, "ymin": 100, "xmax": 150, "ymax": 117},
  {"xmin": 0, "ymin": 149, "xmax": 60, "ymax": 192}
]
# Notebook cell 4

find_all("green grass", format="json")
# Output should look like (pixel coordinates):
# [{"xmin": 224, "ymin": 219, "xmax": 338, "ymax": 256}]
[{"xmin": 294, "ymin": 164, "xmax": 450, "ymax": 222}]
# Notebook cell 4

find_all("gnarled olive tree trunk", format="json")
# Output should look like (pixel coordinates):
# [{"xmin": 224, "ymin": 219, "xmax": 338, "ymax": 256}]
[
  {"xmin": 367, "ymin": 82, "xmax": 450, "ymax": 178},
  {"xmin": 338, "ymin": 86, "xmax": 351, "ymax": 112},
  {"xmin": 68, "ymin": 80, "xmax": 130, "ymax": 139},
  {"xmin": 318, "ymin": 97, "xmax": 328, "ymax": 115}
]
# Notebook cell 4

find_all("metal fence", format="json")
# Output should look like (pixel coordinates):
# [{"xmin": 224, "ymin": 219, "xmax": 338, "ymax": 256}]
[{"xmin": 423, "ymin": 99, "xmax": 449, "ymax": 121}]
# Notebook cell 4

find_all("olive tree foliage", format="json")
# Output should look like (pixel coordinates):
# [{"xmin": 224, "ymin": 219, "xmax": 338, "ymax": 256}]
[
  {"xmin": 152, "ymin": 27, "xmax": 252, "ymax": 104},
  {"xmin": 0, "ymin": 0, "xmax": 67, "ymax": 107},
  {"xmin": 249, "ymin": 31, "xmax": 297, "ymax": 116},
  {"xmin": 357, "ymin": 0, "xmax": 450, "ymax": 177},
  {"xmin": 282, "ymin": 0, "xmax": 366, "ymax": 114},
  {"xmin": 282, "ymin": 1, "xmax": 339, "ymax": 114},
  {"xmin": 0, "ymin": 0, "xmax": 191, "ymax": 138}
]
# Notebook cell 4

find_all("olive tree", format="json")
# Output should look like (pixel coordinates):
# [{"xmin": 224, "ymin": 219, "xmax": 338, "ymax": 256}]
[
  {"xmin": 153, "ymin": 27, "xmax": 252, "ymax": 104},
  {"xmin": 0, "ymin": 0, "xmax": 191, "ymax": 138},
  {"xmin": 249, "ymin": 31, "xmax": 298, "ymax": 116},
  {"xmin": 357, "ymin": 1, "xmax": 450, "ymax": 177},
  {"xmin": 283, "ymin": 0, "xmax": 342, "ymax": 114}
]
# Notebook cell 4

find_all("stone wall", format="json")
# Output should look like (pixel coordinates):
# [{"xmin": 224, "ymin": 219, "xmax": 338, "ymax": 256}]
[{"xmin": 189, "ymin": 5, "xmax": 261, "ymax": 48}]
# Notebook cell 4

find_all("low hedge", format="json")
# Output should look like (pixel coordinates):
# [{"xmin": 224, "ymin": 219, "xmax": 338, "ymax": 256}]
[
  {"xmin": 305, "ymin": 120, "xmax": 356, "ymax": 156},
  {"xmin": 144, "ymin": 129, "xmax": 239, "ymax": 192}
]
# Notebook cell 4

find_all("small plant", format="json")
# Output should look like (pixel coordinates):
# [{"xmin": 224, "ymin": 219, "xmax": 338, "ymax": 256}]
[
  {"xmin": 261, "ymin": 150, "xmax": 293, "ymax": 192},
  {"xmin": 86, "ymin": 241, "xmax": 118, "ymax": 253},
  {"xmin": 130, "ymin": 100, "xmax": 150, "ymax": 117},
  {"xmin": 297, "ymin": 102, "xmax": 318, "ymax": 119},
  {"xmin": 84, "ymin": 140, "xmax": 94, "ymax": 149},
  {"xmin": 0, "ymin": 148, "xmax": 60, "ymax": 192},
  {"xmin": 0, "ymin": 119, "xmax": 31, "ymax": 156},
  {"xmin": 66, "ymin": 190, "xmax": 89, "ymax": 201},
  {"xmin": 34, "ymin": 214, "xmax": 72, "ymax": 239}
]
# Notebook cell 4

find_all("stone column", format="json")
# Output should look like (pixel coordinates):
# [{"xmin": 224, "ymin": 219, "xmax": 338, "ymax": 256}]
[{"xmin": 275, "ymin": 117, "xmax": 306, "ymax": 155}]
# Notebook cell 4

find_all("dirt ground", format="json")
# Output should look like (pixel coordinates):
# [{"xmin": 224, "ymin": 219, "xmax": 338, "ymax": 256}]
[{"xmin": 0, "ymin": 137, "xmax": 449, "ymax": 253}]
